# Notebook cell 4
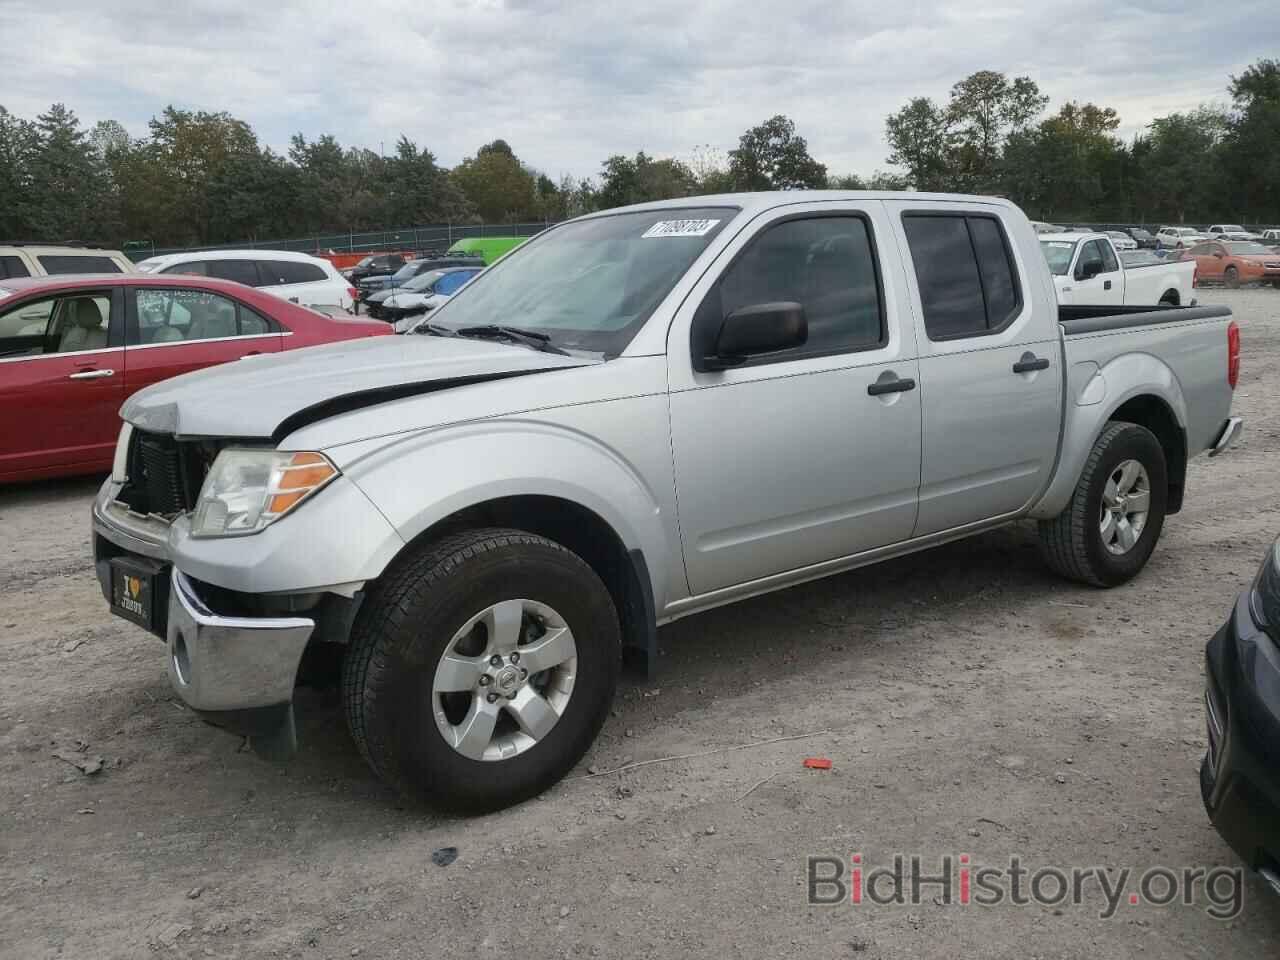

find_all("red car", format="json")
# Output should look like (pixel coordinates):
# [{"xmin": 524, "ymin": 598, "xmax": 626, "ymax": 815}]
[
  {"xmin": 1181, "ymin": 240, "xmax": 1280, "ymax": 288},
  {"xmin": 0, "ymin": 274, "xmax": 391, "ymax": 483}
]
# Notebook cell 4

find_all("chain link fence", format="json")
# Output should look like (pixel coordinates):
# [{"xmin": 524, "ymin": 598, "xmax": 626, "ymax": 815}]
[{"xmin": 126, "ymin": 221, "xmax": 556, "ymax": 262}]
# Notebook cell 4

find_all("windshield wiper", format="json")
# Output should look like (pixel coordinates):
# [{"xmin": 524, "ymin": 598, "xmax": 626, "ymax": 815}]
[
  {"xmin": 411, "ymin": 322, "xmax": 455, "ymax": 337},
  {"xmin": 453, "ymin": 325, "xmax": 569, "ymax": 355}
]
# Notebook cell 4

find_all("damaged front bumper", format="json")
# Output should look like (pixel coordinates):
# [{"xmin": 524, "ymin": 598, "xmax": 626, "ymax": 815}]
[{"xmin": 92, "ymin": 482, "xmax": 319, "ymax": 757}]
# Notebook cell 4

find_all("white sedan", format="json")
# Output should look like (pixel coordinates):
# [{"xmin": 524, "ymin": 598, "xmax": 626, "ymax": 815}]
[
  {"xmin": 1156, "ymin": 226, "xmax": 1208, "ymax": 249},
  {"xmin": 1106, "ymin": 231, "xmax": 1138, "ymax": 251}
]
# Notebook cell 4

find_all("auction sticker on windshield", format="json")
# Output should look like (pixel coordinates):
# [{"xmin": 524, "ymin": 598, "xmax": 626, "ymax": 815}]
[{"xmin": 642, "ymin": 219, "xmax": 721, "ymax": 238}]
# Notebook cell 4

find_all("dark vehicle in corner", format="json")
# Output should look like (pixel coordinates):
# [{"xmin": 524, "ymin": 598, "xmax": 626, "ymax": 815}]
[
  {"xmin": 1202, "ymin": 537, "xmax": 1280, "ymax": 896},
  {"xmin": 343, "ymin": 253, "xmax": 406, "ymax": 284}
]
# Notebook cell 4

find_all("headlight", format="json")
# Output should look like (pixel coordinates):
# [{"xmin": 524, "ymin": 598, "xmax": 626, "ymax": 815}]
[
  {"xmin": 1249, "ymin": 540, "xmax": 1280, "ymax": 632},
  {"xmin": 191, "ymin": 449, "xmax": 338, "ymax": 538}
]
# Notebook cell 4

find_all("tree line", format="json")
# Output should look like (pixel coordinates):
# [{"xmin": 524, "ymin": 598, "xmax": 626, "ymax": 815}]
[
  {"xmin": 885, "ymin": 60, "xmax": 1280, "ymax": 225},
  {"xmin": 1, "ymin": 58, "xmax": 1276, "ymax": 250}
]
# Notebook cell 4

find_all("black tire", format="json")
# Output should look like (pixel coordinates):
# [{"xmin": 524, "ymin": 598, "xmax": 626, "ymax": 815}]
[
  {"xmin": 1225, "ymin": 265, "xmax": 1240, "ymax": 289},
  {"xmin": 342, "ymin": 528, "xmax": 620, "ymax": 812},
  {"xmin": 1037, "ymin": 422, "xmax": 1168, "ymax": 587}
]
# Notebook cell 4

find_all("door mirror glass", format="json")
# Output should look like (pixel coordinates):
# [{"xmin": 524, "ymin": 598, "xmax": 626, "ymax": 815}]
[
  {"xmin": 701, "ymin": 302, "xmax": 806, "ymax": 370},
  {"xmin": 1077, "ymin": 261, "xmax": 1101, "ymax": 281}
]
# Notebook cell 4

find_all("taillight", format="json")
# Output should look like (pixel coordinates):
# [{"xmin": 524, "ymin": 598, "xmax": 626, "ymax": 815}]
[
  {"xmin": 1228, "ymin": 320, "xmax": 1240, "ymax": 389},
  {"xmin": 348, "ymin": 286, "xmax": 358, "ymax": 300},
  {"xmin": 1192, "ymin": 265, "xmax": 1198, "ymax": 289}
]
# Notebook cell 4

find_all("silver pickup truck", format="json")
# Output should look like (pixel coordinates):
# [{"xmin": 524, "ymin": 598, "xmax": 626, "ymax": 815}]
[{"xmin": 91, "ymin": 191, "xmax": 1243, "ymax": 811}]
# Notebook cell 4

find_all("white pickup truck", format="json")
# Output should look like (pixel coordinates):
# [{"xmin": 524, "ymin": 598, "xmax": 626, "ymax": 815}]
[
  {"xmin": 92, "ymin": 191, "xmax": 1242, "ymax": 811},
  {"xmin": 1041, "ymin": 232, "xmax": 1196, "ymax": 306}
]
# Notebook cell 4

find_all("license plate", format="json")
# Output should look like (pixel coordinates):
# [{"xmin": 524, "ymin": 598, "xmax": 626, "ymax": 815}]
[{"xmin": 111, "ymin": 560, "xmax": 156, "ymax": 629}]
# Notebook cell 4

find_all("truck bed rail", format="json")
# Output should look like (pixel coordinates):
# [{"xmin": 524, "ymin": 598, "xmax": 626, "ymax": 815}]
[{"xmin": 1060, "ymin": 303, "xmax": 1231, "ymax": 336}]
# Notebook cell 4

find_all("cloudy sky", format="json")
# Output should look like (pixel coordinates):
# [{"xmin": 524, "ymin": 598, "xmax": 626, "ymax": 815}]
[{"xmin": 1, "ymin": 0, "xmax": 1276, "ymax": 180}]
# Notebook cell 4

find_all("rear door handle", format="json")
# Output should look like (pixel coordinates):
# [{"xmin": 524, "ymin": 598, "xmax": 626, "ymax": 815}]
[
  {"xmin": 1012, "ymin": 357, "xmax": 1050, "ymax": 374},
  {"xmin": 867, "ymin": 377, "xmax": 916, "ymax": 396},
  {"xmin": 68, "ymin": 369, "xmax": 115, "ymax": 380}
]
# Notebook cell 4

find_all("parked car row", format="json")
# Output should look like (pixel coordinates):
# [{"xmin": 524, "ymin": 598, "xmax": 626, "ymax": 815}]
[
  {"xmin": 366, "ymin": 266, "xmax": 483, "ymax": 322},
  {"xmin": 354, "ymin": 256, "xmax": 484, "ymax": 311}
]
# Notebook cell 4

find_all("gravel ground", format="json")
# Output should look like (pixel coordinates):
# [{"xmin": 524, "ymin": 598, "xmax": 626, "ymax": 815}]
[{"xmin": 2, "ymin": 289, "xmax": 1280, "ymax": 959}]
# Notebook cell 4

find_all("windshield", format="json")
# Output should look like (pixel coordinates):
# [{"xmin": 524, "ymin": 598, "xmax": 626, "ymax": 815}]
[
  {"xmin": 1176, "ymin": 228, "xmax": 1198, "ymax": 236},
  {"xmin": 417, "ymin": 207, "xmax": 734, "ymax": 355},
  {"xmin": 1040, "ymin": 239, "xmax": 1077, "ymax": 275},
  {"xmin": 1226, "ymin": 242, "xmax": 1271, "ymax": 255},
  {"xmin": 355, "ymin": 256, "xmax": 374, "ymax": 268},
  {"xmin": 1220, "ymin": 225, "xmax": 1245, "ymax": 232},
  {"xmin": 1107, "ymin": 232, "xmax": 1129, "ymax": 239},
  {"xmin": 390, "ymin": 263, "xmax": 419, "ymax": 281},
  {"xmin": 403, "ymin": 270, "xmax": 445, "ymax": 292}
]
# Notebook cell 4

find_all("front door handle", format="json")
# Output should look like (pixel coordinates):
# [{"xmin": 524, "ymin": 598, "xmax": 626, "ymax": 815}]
[
  {"xmin": 1103, "ymin": 280, "xmax": 1112, "ymax": 290},
  {"xmin": 867, "ymin": 376, "xmax": 916, "ymax": 396},
  {"xmin": 1012, "ymin": 356, "xmax": 1050, "ymax": 374},
  {"xmin": 68, "ymin": 369, "xmax": 115, "ymax": 380}
]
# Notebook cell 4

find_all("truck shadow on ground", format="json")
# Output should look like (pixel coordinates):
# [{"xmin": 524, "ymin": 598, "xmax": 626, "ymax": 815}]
[{"xmin": 274, "ymin": 520, "xmax": 1070, "ymax": 795}]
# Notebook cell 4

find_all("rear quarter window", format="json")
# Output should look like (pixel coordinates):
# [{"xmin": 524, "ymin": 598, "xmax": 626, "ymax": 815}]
[
  {"xmin": 260, "ymin": 261, "xmax": 328, "ymax": 285},
  {"xmin": 0, "ymin": 256, "xmax": 30, "ymax": 279},
  {"xmin": 38, "ymin": 254, "xmax": 122, "ymax": 275}
]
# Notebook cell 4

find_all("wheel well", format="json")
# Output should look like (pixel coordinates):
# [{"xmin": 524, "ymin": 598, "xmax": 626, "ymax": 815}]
[
  {"xmin": 402, "ymin": 496, "xmax": 656, "ymax": 672},
  {"xmin": 1159, "ymin": 289, "xmax": 1179, "ymax": 305},
  {"xmin": 1109, "ymin": 396, "xmax": 1187, "ymax": 513}
]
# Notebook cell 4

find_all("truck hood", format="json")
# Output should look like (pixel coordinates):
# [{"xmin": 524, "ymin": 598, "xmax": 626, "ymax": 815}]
[{"xmin": 121, "ymin": 334, "xmax": 597, "ymax": 440}]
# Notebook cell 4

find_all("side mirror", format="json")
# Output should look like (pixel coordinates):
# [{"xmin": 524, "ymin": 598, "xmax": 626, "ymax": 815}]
[
  {"xmin": 1213, "ymin": 251, "xmax": 1225, "ymax": 259},
  {"xmin": 1076, "ymin": 261, "xmax": 1101, "ymax": 281},
  {"xmin": 699, "ymin": 302, "xmax": 807, "ymax": 371}
]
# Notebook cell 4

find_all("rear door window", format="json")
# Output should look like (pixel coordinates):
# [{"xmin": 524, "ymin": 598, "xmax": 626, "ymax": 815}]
[
  {"xmin": 902, "ymin": 212, "xmax": 1023, "ymax": 340},
  {"xmin": 133, "ymin": 288, "xmax": 275, "ymax": 344},
  {"xmin": 205, "ymin": 260, "xmax": 264, "ymax": 286},
  {"xmin": 901, "ymin": 215, "xmax": 985, "ymax": 340},
  {"xmin": 38, "ymin": 255, "xmax": 122, "ymax": 275}
]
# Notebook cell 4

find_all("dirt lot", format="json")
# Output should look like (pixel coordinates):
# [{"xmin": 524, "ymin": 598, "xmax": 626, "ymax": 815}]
[{"xmin": 3, "ymin": 288, "xmax": 1280, "ymax": 959}]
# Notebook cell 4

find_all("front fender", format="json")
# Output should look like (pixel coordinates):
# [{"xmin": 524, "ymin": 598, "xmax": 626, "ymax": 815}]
[
  {"xmin": 1029, "ymin": 351, "xmax": 1188, "ymax": 520},
  {"xmin": 343, "ymin": 418, "xmax": 673, "ymax": 609}
]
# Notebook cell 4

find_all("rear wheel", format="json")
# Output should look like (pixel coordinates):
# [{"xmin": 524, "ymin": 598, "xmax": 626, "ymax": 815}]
[
  {"xmin": 342, "ymin": 528, "xmax": 620, "ymax": 811},
  {"xmin": 1038, "ymin": 422, "xmax": 1168, "ymax": 587},
  {"xmin": 1159, "ymin": 290, "xmax": 1178, "ymax": 306},
  {"xmin": 1225, "ymin": 265, "xmax": 1240, "ymax": 289}
]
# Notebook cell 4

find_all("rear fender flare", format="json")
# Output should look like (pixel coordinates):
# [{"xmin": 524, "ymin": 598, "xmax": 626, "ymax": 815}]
[{"xmin": 1029, "ymin": 353, "xmax": 1187, "ymax": 519}]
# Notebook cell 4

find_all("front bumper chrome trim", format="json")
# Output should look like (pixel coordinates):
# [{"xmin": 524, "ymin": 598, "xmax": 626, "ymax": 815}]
[{"xmin": 166, "ymin": 568, "xmax": 314, "ymax": 712}]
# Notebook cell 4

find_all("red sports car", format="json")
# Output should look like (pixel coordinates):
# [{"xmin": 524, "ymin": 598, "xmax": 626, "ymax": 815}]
[{"xmin": 0, "ymin": 273, "xmax": 392, "ymax": 483}]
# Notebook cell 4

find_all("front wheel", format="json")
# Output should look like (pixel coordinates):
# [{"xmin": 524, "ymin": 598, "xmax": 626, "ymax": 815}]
[
  {"xmin": 342, "ymin": 528, "xmax": 620, "ymax": 811},
  {"xmin": 1038, "ymin": 422, "xmax": 1168, "ymax": 587},
  {"xmin": 1225, "ymin": 265, "xmax": 1240, "ymax": 289}
]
